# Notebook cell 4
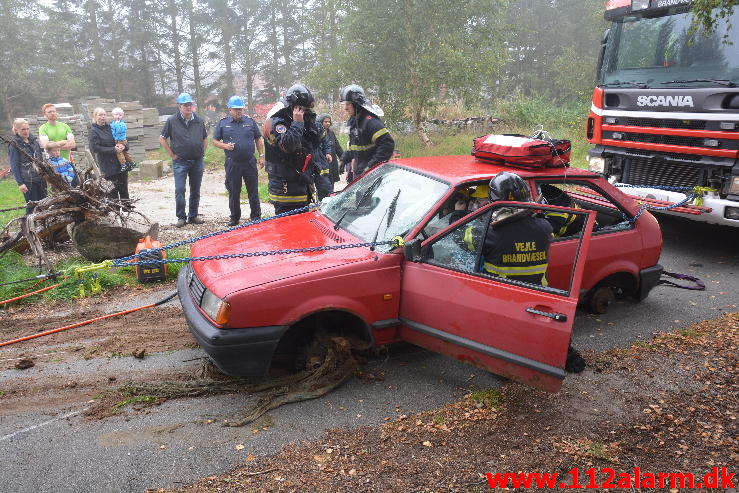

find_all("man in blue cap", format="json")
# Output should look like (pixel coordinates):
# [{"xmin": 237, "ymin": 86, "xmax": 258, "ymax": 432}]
[
  {"xmin": 160, "ymin": 92, "xmax": 209, "ymax": 227},
  {"xmin": 213, "ymin": 96, "xmax": 265, "ymax": 226}
]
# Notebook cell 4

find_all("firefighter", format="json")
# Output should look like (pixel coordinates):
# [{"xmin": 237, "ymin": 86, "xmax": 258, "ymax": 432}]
[
  {"xmin": 262, "ymin": 84, "xmax": 322, "ymax": 214},
  {"xmin": 540, "ymin": 183, "xmax": 585, "ymax": 238},
  {"xmin": 340, "ymin": 84, "xmax": 395, "ymax": 177},
  {"xmin": 480, "ymin": 172, "xmax": 553, "ymax": 285}
]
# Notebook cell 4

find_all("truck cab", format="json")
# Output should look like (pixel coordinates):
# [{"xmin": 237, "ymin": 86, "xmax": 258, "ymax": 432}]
[{"xmin": 587, "ymin": 0, "xmax": 739, "ymax": 226}]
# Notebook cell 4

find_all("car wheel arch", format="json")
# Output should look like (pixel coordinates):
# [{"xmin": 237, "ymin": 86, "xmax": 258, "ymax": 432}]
[{"xmin": 270, "ymin": 309, "xmax": 374, "ymax": 370}]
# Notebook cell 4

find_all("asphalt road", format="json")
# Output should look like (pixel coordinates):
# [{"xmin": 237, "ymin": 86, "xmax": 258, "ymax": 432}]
[{"xmin": 1, "ymin": 215, "xmax": 737, "ymax": 493}]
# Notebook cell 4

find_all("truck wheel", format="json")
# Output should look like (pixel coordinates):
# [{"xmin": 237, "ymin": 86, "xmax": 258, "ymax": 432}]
[{"xmin": 587, "ymin": 286, "xmax": 615, "ymax": 314}]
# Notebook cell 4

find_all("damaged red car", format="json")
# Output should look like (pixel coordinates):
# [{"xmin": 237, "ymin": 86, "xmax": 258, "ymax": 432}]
[{"xmin": 177, "ymin": 155, "xmax": 663, "ymax": 392}]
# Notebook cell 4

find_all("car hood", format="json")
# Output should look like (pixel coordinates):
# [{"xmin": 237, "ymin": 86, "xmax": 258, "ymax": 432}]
[{"xmin": 190, "ymin": 210, "xmax": 380, "ymax": 297}]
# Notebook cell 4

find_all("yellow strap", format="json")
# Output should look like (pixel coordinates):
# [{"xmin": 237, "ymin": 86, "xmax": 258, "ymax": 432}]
[
  {"xmin": 371, "ymin": 128, "xmax": 389, "ymax": 143},
  {"xmin": 391, "ymin": 236, "xmax": 405, "ymax": 247},
  {"xmin": 348, "ymin": 143, "xmax": 376, "ymax": 152},
  {"xmin": 73, "ymin": 260, "xmax": 113, "ymax": 278},
  {"xmin": 268, "ymin": 193, "xmax": 308, "ymax": 203},
  {"xmin": 320, "ymin": 169, "xmax": 329, "ymax": 175},
  {"xmin": 692, "ymin": 186, "xmax": 717, "ymax": 207},
  {"xmin": 483, "ymin": 262, "xmax": 548, "ymax": 275}
]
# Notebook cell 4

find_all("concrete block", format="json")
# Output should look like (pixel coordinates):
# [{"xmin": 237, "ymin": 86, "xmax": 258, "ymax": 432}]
[{"xmin": 140, "ymin": 159, "xmax": 163, "ymax": 180}]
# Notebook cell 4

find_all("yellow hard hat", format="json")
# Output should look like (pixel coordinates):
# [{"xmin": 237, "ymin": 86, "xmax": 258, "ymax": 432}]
[{"xmin": 470, "ymin": 184, "xmax": 489, "ymax": 199}]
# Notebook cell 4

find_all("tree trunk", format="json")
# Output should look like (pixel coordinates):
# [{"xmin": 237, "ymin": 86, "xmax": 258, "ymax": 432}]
[
  {"xmin": 223, "ymin": 30, "xmax": 234, "ymax": 101},
  {"xmin": 186, "ymin": 0, "xmax": 202, "ymax": 105},
  {"xmin": 168, "ymin": 0, "xmax": 184, "ymax": 94}
]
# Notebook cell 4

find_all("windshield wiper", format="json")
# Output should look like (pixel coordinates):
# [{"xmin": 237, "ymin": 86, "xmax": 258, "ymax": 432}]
[
  {"xmin": 333, "ymin": 176, "xmax": 382, "ymax": 231},
  {"xmin": 600, "ymin": 81, "xmax": 650, "ymax": 88},
  {"xmin": 370, "ymin": 189, "xmax": 401, "ymax": 251},
  {"xmin": 660, "ymin": 79, "xmax": 737, "ymax": 87}
]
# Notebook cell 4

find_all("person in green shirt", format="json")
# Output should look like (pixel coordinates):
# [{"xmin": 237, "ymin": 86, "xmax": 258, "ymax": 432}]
[{"xmin": 38, "ymin": 103, "xmax": 76, "ymax": 160}]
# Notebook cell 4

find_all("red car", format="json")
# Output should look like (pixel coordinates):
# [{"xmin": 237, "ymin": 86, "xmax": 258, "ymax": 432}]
[{"xmin": 178, "ymin": 156, "xmax": 663, "ymax": 392}]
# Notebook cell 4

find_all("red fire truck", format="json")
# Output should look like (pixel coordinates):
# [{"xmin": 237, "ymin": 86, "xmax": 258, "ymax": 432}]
[{"xmin": 586, "ymin": 0, "xmax": 739, "ymax": 226}]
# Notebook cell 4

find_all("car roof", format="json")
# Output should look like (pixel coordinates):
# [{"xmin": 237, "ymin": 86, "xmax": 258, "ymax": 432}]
[{"xmin": 391, "ymin": 155, "xmax": 600, "ymax": 186}]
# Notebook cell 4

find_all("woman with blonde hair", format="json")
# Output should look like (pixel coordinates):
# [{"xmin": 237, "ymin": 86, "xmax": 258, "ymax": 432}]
[
  {"xmin": 88, "ymin": 107, "xmax": 130, "ymax": 200},
  {"xmin": 8, "ymin": 118, "xmax": 47, "ymax": 213}
]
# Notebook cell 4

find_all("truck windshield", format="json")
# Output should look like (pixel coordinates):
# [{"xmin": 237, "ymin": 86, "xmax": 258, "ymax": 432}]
[
  {"xmin": 321, "ymin": 164, "xmax": 449, "ymax": 251},
  {"xmin": 600, "ymin": 7, "xmax": 739, "ymax": 87}
]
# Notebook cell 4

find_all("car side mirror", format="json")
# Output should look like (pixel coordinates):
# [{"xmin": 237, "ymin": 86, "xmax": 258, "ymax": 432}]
[{"xmin": 403, "ymin": 238, "xmax": 422, "ymax": 262}]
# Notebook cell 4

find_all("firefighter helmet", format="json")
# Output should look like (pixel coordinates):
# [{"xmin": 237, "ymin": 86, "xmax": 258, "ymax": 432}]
[
  {"xmin": 488, "ymin": 171, "xmax": 531, "ymax": 202},
  {"xmin": 340, "ymin": 84, "xmax": 384, "ymax": 118},
  {"xmin": 470, "ymin": 184, "xmax": 490, "ymax": 199},
  {"xmin": 282, "ymin": 84, "xmax": 314, "ymax": 108},
  {"xmin": 340, "ymin": 84, "xmax": 368, "ymax": 105}
]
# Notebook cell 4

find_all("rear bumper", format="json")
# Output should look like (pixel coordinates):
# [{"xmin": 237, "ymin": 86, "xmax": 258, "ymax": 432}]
[
  {"xmin": 177, "ymin": 265, "xmax": 288, "ymax": 376},
  {"xmin": 638, "ymin": 264, "xmax": 663, "ymax": 301}
]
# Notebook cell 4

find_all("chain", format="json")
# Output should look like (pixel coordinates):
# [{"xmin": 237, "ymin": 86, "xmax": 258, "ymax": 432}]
[
  {"xmin": 111, "ymin": 205, "xmax": 314, "ymax": 267},
  {"xmin": 613, "ymin": 184, "xmax": 712, "ymax": 223},
  {"xmin": 115, "ymin": 240, "xmax": 398, "ymax": 267}
]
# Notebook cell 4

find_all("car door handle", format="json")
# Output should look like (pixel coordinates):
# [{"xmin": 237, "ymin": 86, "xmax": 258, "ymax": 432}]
[{"xmin": 526, "ymin": 307, "xmax": 568, "ymax": 322}]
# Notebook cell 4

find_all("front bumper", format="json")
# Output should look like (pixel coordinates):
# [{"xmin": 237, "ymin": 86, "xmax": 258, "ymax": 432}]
[
  {"xmin": 177, "ymin": 265, "xmax": 289, "ymax": 376},
  {"xmin": 638, "ymin": 264, "xmax": 663, "ymax": 301},
  {"xmin": 617, "ymin": 186, "xmax": 739, "ymax": 227}
]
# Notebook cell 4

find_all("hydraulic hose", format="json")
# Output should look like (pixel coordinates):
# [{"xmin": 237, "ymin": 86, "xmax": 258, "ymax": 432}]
[
  {"xmin": 0, "ymin": 291, "xmax": 178, "ymax": 348},
  {"xmin": 0, "ymin": 284, "xmax": 61, "ymax": 305}
]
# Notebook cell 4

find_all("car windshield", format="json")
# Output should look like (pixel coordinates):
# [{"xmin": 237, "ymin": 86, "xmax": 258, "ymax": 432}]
[
  {"xmin": 321, "ymin": 164, "xmax": 449, "ymax": 252},
  {"xmin": 601, "ymin": 6, "xmax": 739, "ymax": 87}
]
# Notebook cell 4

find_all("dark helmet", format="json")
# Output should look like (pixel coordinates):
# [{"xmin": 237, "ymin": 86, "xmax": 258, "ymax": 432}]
[
  {"xmin": 488, "ymin": 171, "xmax": 531, "ymax": 202},
  {"xmin": 283, "ymin": 84, "xmax": 314, "ymax": 108},
  {"xmin": 340, "ymin": 84, "xmax": 368, "ymax": 105}
]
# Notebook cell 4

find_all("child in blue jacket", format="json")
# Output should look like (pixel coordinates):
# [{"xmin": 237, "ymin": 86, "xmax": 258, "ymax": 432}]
[
  {"xmin": 48, "ymin": 147, "xmax": 79, "ymax": 186},
  {"xmin": 111, "ymin": 107, "xmax": 135, "ymax": 171}
]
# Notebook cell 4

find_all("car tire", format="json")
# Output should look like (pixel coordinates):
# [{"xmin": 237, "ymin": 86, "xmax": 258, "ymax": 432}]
[{"xmin": 587, "ymin": 285, "xmax": 616, "ymax": 314}]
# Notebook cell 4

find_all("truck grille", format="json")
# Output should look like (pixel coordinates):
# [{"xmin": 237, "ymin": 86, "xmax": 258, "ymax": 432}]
[
  {"xmin": 622, "ymin": 132, "xmax": 706, "ymax": 148},
  {"xmin": 187, "ymin": 265, "xmax": 206, "ymax": 305},
  {"xmin": 624, "ymin": 157, "xmax": 701, "ymax": 188},
  {"xmin": 622, "ymin": 118, "xmax": 706, "ymax": 130}
]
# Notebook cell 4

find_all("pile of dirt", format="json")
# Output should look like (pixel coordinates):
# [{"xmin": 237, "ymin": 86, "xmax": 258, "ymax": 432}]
[{"xmin": 173, "ymin": 313, "xmax": 738, "ymax": 492}]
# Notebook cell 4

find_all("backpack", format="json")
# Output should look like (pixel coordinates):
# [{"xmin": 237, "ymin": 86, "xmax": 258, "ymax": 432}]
[{"xmin": 472, "ymin": 133, "xmax": 571, "ymax": 169}]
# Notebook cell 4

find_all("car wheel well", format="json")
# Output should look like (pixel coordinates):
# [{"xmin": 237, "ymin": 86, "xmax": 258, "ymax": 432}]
[
  {"xmin": 271, "ymin": 310, "xmax": 372, "ymax": 371},
  {"xmin": 594, "ymin": 272, "xmax": 638, "ymax": 295}
]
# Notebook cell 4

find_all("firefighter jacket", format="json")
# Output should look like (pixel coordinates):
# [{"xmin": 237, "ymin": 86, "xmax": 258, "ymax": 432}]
[
  {"xmin": 347, "ymin": 109, "xmax": 394, "ymax": 176},
  {"xmin": 481, "ymin": 214, "xmax": 553, "ymax": 286},
  {"xmin": 263, "ymin": 108, "xmax": 321, "ymax": 206}
]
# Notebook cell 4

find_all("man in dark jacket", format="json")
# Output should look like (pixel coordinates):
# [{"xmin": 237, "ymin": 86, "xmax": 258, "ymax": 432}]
[
  {"xmin": 340, "ymin": 84, "xmax": 394, "ymax": 177},
  {"xmin": 262, "ymin": 84, "xmax": 321, "ymax": 214},
  {"xmin": 89, "ymin": 107, "xmax": 131, "ymax": 201},
  {"xmin": 9, "ymin": 118, "xmax": 46, "ymax": 214},
  {"xmin": 318, "ymin": 114, "xmax": 343, "ymax": 191},
  {"xmin": 159, "ymin": 93, "xmax": 209, "ymax": 227}
]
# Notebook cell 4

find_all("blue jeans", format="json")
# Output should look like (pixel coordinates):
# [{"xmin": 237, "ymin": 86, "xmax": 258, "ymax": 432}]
[{"xmin": 173, "ymin": 158, "xmax": 204, "ymax": 220}]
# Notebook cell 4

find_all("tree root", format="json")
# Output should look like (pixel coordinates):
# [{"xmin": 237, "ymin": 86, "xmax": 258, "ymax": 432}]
[{"xmin": 116, "ymin": 337, "xmax": 358, "ymax": 425}]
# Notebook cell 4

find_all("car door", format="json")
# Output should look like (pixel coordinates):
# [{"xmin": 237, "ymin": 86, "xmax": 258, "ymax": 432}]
[{"xmin": 398, "ymin": 202, "xmax": 595, "ymax": 392}]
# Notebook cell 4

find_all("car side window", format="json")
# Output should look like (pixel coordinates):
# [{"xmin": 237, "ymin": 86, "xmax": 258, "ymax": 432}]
[
  {"xmin": 536, "ymin": 181, "xmax": 632, "ymax": 238},
  {"xmin": 426, "ymin": 211, "xmax": 490, "ymax": 273}
]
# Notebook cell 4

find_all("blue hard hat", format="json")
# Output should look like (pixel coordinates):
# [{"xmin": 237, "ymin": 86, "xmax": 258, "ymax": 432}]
[
  {"xmin": 227, "ymin": 96, "xmax": 245, "ymax": 109},
  {"xmin": 176, "ymin": 93, "xmax": 194, "ymax": 104}
]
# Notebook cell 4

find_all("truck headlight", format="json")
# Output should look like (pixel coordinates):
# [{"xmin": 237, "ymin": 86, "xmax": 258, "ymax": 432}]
[
  {"xmin": 728, "ymin": 176, "xmax": 739, "ymax": 195},
  {"xmin": 201, "ymin": 289, "xmax": 231, "ymax": 325},
  {"xmin": 588, "ymin": 156, "xmax": 606, "ymax": 173}
]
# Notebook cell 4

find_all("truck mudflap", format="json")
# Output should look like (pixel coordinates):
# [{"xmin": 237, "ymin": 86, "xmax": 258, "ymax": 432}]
[{"xmin": 638, "ymin": 264, "xmax": 663, "ymax": 301}]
